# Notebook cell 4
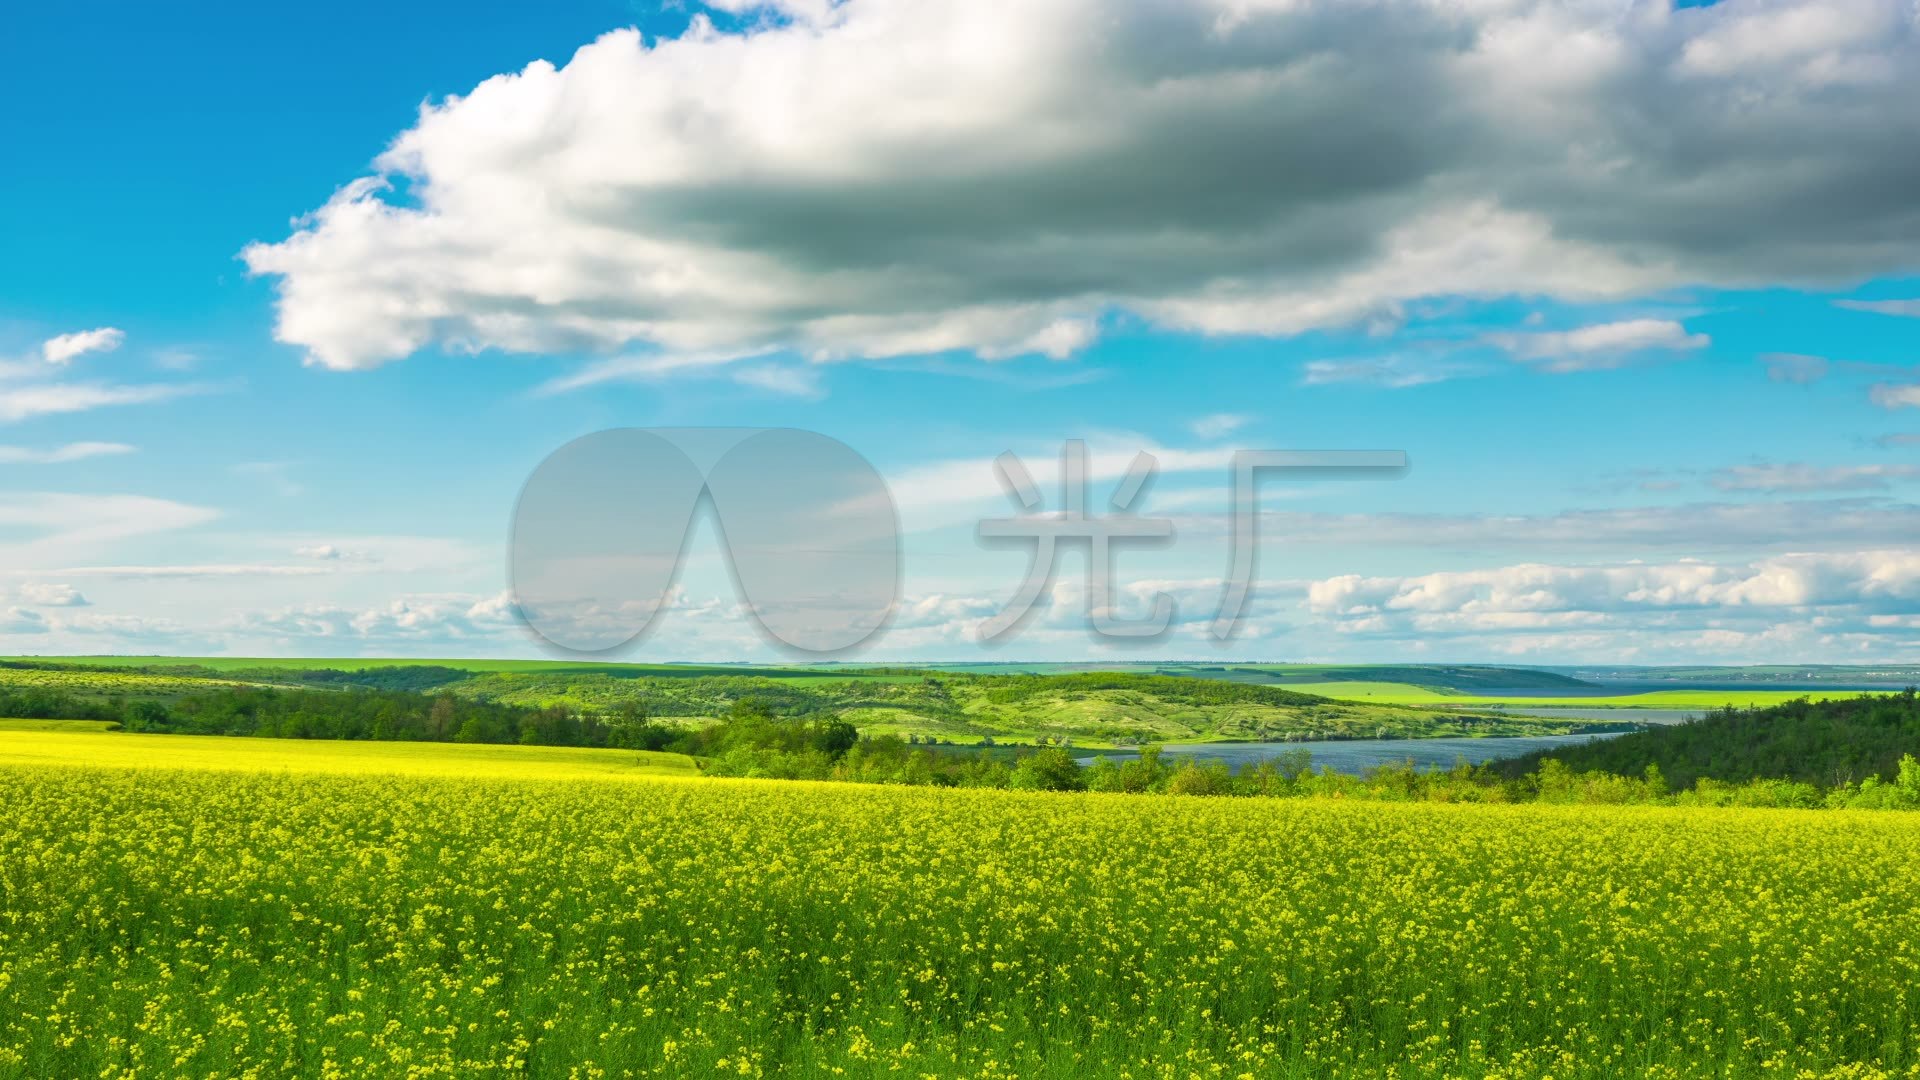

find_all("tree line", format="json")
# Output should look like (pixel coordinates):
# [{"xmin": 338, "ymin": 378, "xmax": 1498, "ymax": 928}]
[
  {"xmin": 1495, "ymin": 691, "xmax": 1920, "ymax": 788},
  {"xmin": 1, "ymin": 683, "xmax": 661, "ymax": 747}
]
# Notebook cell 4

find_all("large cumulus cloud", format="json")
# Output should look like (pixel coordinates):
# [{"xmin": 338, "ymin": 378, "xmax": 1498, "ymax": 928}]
[{"xmin": 243, "ymin": 0, "xmax": 1920, "ymax": 370}]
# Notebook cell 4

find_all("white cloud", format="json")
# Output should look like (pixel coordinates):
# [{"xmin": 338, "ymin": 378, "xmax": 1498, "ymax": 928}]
[
  {"xmin": 976, "ymin": 318, "xmax": 1098, "ymax": 361},
  {"xmin": 533, "ymin": 347, "xmax": 826, "ymax": 398},
  {"xmin": 41, "ymin": 327, "xmax": 124, "ymax": 366},
  {"xmin": 1870, "ymin": 383, "xmax": 1920, "ymax": 409},
  {"xmin": 1188, "ymin": 413, "xmax": 1251, "ymax": 440},
  {"xmin": 295, "ymin": 544, "xmax": 344, "ymax": 560},
  {"xmin": 151, "ymin": 346, "xmax": 201, "ymax": 371},
  {"xmin": 1283, "ymin": 550, "xmax": 1920, "ymax": 661},
  {"xmin": 887, "ymin": 441, "xmax": 1237, "ymax": 525},
  {"xmin": 1307, "ymin": 550, "xmax": 1920, "ymax": 623},
  {"xmin": 0, "ymin": 607, "xmax": 49, "ymax": 634},
  {"xmin": 1487, "ymin": 318, "xmax": 1709, "ymax": 371},
  {"xmin": 243, "ymin": 0, "xmax": 1920, "ymax": 372},
  {"xmin": 51, "ymin": 612, "xmax": 188, "ymax": 638},
  {"xmin": 533, "ymin": 347, "xmax": 776, "ymax": 395},
  {"xmin": 731, "ymin": 364, "xmax": 826, "ymax": 399},
  {"xmin": 0, "ymin": 493, "xmax": 217, "ymax": 559},
  {"xmin": 0, "ymin": 441, "xmax": 135, "ymax": 464},
  {"xmin": 15, "ymin": 583, "xmax": 88, "ymax": 607},
  {"xmin": 233, "ymin": 591, "xmax": 521, "ymax": 642},
  {"xmin": 1709, "ymin": 462, "xmax": 1920, "ymax": 493},
  {"xmin": 1302, "ymin": 356, "xmax": 1475, "ymax": 388},
  {"xmin": 1837, "ymin": 298, "xmax": 1920, "ymax": 317},
  {"xmin": 0, "ymin": 382, "xmax": 204, "ymax": 423}
]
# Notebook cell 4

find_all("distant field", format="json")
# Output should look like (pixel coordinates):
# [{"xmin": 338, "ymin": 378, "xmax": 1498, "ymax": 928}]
[
  {"xmin": 1282, "ymin": 681, "xmax": 1865, "ymax": 711},
  {"xmin": 0, "ymin": 726, "xmax": 697, "ymax": 782},
  {"xmin": 0, "ymin": 667, "xmax": 268, "ymax": 697}
]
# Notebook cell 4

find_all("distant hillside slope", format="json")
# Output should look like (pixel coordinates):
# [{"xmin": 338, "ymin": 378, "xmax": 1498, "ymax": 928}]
[
  {"xmin": 1495, "ymin": 692, "xmax": 1920, "ymax": 788},
  {"xmin": 437, "ymin": 669, "xmax": 1611, "ymax": 744},
  {"xmin": 1171, "ymin": 664, "xmax": 1595, "ymax": 691}
]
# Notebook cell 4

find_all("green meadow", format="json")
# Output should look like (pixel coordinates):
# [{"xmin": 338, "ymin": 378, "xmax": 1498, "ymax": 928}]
[{"xmin": 1276, "ymin": 680, "xmax": 1859, "ymax": 711}]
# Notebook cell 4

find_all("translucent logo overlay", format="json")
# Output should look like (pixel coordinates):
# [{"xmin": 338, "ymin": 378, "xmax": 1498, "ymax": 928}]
[
  {"xmin": 511, "ymin": 428, "xmax": 900, "ymax": 654},
  {"xmin": 510, "ymin": 429, "xmax": 1406, "ymax": 655}
]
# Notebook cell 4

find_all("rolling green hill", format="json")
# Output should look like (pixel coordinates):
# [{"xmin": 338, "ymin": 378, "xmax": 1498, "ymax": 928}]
[
  {"xmin": 436, "ymin": 669, "xmax": 1609, "ymax": 745},
  {"xmin": 0, "ymin": 658, "xmax": 1621, "ymax": 748}
]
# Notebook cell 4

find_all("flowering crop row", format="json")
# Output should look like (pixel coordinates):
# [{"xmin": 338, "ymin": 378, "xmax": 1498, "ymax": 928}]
[{"xmin": 3, "ymin": 761, "xmax": 1919, "ymax": 1078}]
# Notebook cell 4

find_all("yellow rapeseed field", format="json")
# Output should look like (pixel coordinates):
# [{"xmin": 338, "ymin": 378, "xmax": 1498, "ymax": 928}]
[
  {"xmin": 0, "ymin": 723, "xmax": 698, "ymax": 781},
  {"xmin": 2, "ymin": 729, "xmax": 1918, "ymax": 1078}
]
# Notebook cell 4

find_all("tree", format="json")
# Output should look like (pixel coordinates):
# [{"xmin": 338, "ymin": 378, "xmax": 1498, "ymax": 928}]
[
  {"xmin": 428, "ymin": 694, "xmax": 457, "ymax": 740},
  {"xmin": 124, "ymin": 700, "xmax": 171, "ymax": 732},
  {"xmin": 1009, "ymin": 748, "xmax": 1084, "ymax": 792},
  {"xmin": 810, "ymin": 719, "xmax": 858, "ymax": 760}
]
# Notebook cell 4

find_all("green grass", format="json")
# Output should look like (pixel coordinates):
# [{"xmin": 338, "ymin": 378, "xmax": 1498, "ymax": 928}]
[{"xmin": 0, "ymin": 718, "xmax": 116, "ymax": 733}]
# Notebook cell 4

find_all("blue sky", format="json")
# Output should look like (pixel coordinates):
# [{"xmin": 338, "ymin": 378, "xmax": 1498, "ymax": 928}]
[{"xmin": 3, "ymin": 0, "xmax": 1920, "ymax": 663}]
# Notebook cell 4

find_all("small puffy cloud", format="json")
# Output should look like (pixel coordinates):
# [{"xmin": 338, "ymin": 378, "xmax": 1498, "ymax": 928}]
[
  {"xmin": 234, "ymin": 590, "xmax": 522, "ymax": 642},
  {"xmin": 293, "ymin": 542, "xmax": 377, "ymax": 563},
  {"xmin": 1837, "ymin": 298, "xmax": 1920, "ymax": 318},
  {"xmin": 1761, "ymin": 353, "xmax": 1829, "ymax": 384},
  {"xmin": 16, "ymin": 583, "xmax": 89, "ymax": 607},
  {"xmin": 0, "ymin": 442, "xmax": 135, "ymax": 464},
  {"xmin": 464, "ymin": 590, "xmax": 520, "ymax": 624},
  {"xmin": 1188, "ymin": 413, "xmax": 1251, "ymax": 440},
  {"xmin": 41, "ymin": 327, "xmax": 125, "ymax": 365},
  {"xmin": 1488, "ymin": 319, "xmax": 1709, "ymax": 372},
  {"xmin": 1870, "ymin": 383, "xmax": 1920, "ymax": 409}
]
